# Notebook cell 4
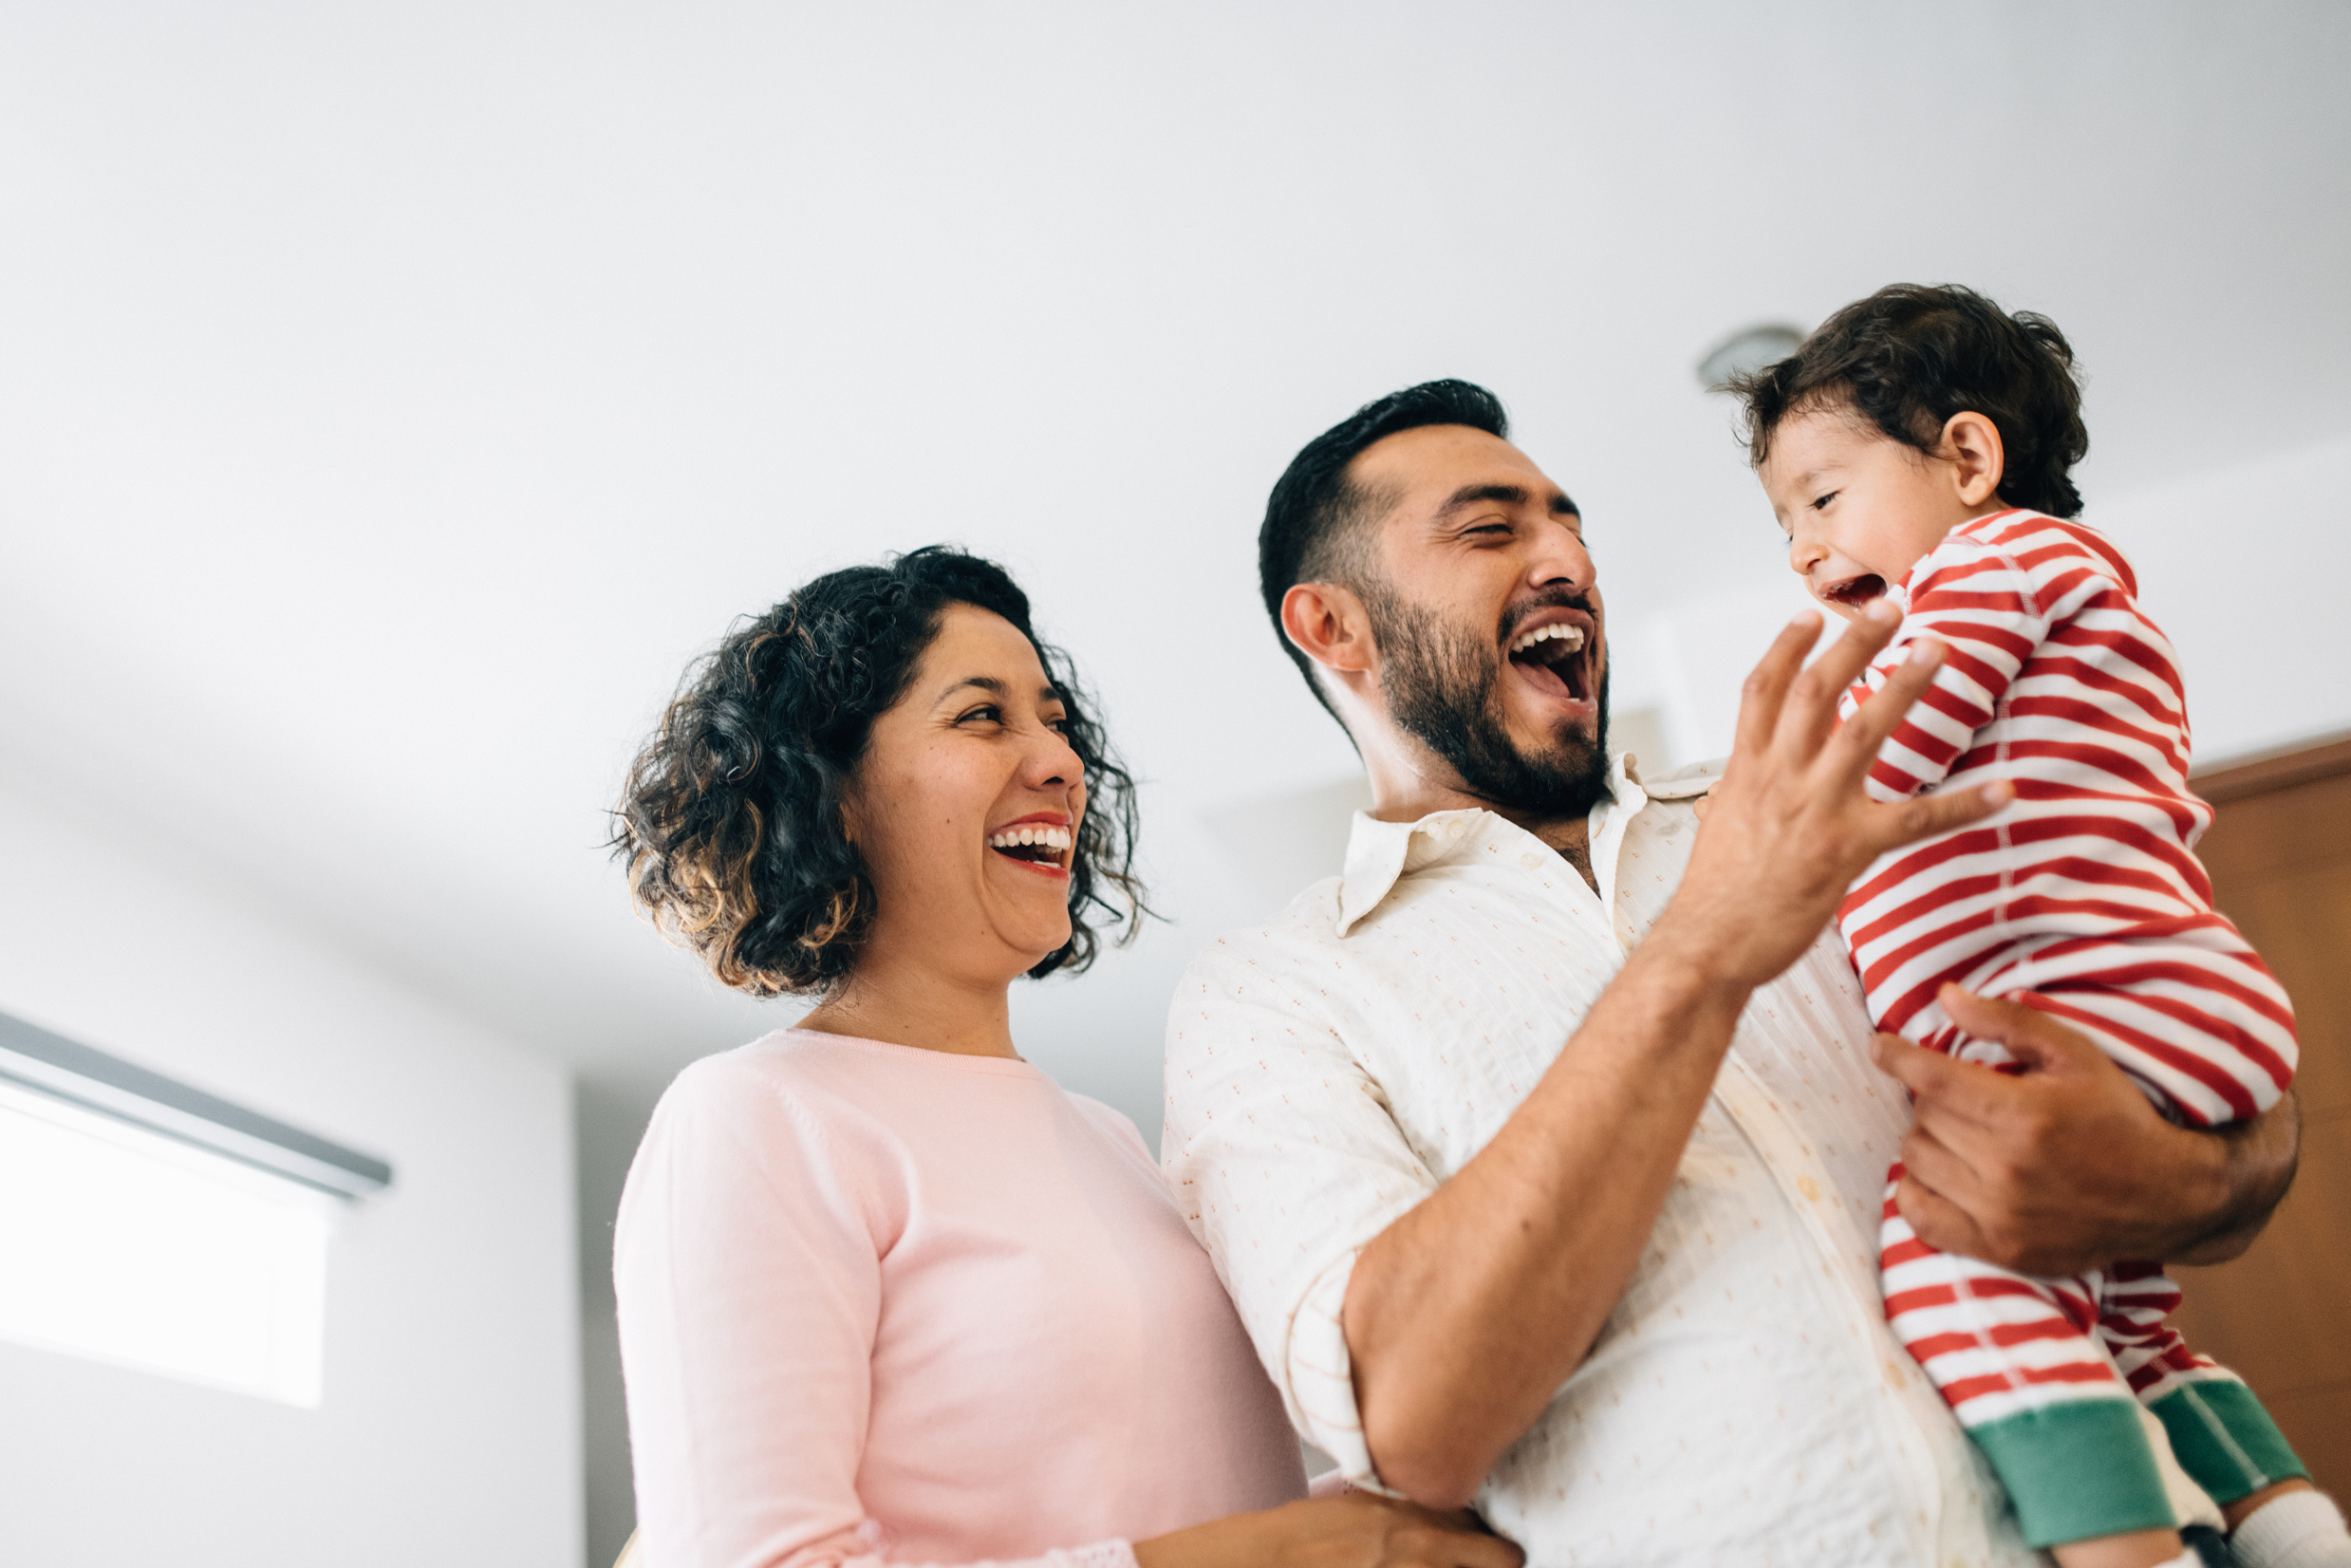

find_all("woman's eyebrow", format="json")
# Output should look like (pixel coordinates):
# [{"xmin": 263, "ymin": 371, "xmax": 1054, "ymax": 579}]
[
  {"xmin": 937, "ymin": 675, "xmax": 1009, "ymax": 703},
  {"xmin": 935, "ymin": 676, "xmax": 1063, "ymax": 705}
]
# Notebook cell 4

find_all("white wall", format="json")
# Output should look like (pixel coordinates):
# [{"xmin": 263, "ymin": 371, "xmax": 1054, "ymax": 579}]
[
  {"xmin": 1627, "ymin": 429, "xmax": 2351, "ymax": 772},
  {"xmin": 0, "ymin": 782, "xmax": 583, "ymax": 1568}
]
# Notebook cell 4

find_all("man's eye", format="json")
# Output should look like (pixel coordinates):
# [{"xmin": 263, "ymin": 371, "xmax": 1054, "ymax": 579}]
[{"xmin": 1465, "ymin": 523, "xmax": 1510, "ymax": 538}]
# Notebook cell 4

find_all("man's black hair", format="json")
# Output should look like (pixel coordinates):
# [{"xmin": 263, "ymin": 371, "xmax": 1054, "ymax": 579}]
[
  {"xmin": 1258, "ymin": 380, "xmax": 1510, "ymax": 720},
  {"xmin": 1729, "ymin": 283, "xmax": 2089, "ymax": 518}
]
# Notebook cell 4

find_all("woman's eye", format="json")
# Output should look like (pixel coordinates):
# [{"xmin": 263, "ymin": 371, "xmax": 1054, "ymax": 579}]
[{"xmin": 956, "ymin": 704, "xmax": 1003, "ymax": 725}]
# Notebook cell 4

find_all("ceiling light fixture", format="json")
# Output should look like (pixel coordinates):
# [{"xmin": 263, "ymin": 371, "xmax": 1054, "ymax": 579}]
[{"xmin": 1696, "ymin": 323, "xmax": 1806, "ymax": 392}]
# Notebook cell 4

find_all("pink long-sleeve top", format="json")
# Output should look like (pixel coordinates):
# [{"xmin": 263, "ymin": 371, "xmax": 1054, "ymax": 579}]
[{"xmin": 614, "ymin": 1029, "xmax": 1305, "ymax": 1568}]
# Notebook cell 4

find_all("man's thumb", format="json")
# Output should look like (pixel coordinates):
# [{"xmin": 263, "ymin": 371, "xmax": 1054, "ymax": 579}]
[{"xmin": 1938, "ymin": 984, "xmax": 2085, "ymax": 1073}]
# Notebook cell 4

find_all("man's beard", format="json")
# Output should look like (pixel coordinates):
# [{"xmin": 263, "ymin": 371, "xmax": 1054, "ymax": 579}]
[{"xmin": 1364, "ymin": 582, "xmax": 1612, "ymax": 819}]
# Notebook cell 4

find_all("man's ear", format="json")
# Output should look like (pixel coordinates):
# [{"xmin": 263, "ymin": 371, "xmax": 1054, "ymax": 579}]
[
  {"xmin": 1280, "ymin": 581, "xmax": 1377, "ymax": 679},
  {"xmin": 1938, "ymin": 411, "xmax": 2006, "ymax": 508}
]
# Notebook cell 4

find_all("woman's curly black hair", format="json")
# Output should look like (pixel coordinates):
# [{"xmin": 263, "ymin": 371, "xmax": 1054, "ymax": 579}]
[
  {"xmin": 612, "ymin": 546, "xmax": 1145, "ymax": 997},
  {"xmin": 1730, "ymin": 283, "xmax": 2090, "ymax": 519}
]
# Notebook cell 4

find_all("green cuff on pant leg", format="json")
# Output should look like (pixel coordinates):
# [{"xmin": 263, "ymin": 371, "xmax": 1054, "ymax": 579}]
[
  {"xmin": 1971, "ymin": 1398, "xmax": 2178, "ymax": 1547},
  {"xmin": 2149, "ymin": 1380, "xmax": 2308, "ymax": 1504}
]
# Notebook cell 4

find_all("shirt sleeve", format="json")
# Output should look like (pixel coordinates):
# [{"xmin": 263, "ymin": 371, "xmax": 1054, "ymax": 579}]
[
  {"xmin": 1847, "ymin": 530, "xmax": 2055, "ymax": 802},
  {"xmin": 1161, "ymin": 938, "xmax": 1442, "ymax": 1489},
  {"xmin": 613, "ymin": 1056, "xmax": 1142, "ymax": 1568}
]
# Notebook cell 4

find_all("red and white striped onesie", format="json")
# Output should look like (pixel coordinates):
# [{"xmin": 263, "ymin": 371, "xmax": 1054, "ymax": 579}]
[{"xmin": 1837, "ymin": 509, "xmax": 2303, "ymax": 1547}]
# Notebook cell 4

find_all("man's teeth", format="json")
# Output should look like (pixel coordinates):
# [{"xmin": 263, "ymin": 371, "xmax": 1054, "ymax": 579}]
[
  {"xmin": 1507, "ymin": 623, "xmax": 1587, "ymax": 657},
  {"xmin": 988, "ymin": 825, "xmax": 1073, "ymax": 851}
]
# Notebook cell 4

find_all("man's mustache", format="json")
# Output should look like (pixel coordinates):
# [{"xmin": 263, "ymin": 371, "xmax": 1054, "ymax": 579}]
[{"xmin": 1498, "ymin": 588, "xmax": 1600, "ymax": 644}]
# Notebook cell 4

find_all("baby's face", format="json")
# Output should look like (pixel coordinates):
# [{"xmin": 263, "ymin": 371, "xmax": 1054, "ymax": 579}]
[{"xmin": 1759, "ymin": 406, "xmax": 1978, "ymax": 620}]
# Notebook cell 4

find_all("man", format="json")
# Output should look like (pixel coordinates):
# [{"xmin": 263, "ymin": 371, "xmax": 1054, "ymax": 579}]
[{"xmin": 1161, "ymin": 382, "xmax": 2300, "ymax": 1564}]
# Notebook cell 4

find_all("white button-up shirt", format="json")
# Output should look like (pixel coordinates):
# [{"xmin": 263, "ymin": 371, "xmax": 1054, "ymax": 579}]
[{"xmin": 1162, "ymin": 755, "xmax": 2049, "ymax": 1566}]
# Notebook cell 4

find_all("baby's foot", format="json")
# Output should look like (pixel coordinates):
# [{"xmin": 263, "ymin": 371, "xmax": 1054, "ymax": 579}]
[{"xmin": 2230, "ymin": 1489, "xmax": 2351, "ymax": 1568}]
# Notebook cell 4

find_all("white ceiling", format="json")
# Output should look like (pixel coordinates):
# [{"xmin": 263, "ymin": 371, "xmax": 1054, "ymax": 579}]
[{"xmin": 4, "ymin": 4, "xmax": 2347, "ymax": 1193}]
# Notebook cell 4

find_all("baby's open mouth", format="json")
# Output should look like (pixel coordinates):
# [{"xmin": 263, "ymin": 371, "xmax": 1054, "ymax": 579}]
[
  {"xmin": 1505, "ymin": 620, "xmax": 1595, "ymax": 703},
  {"xmin": 1821, "ymin": 573, "xmax": 1887, "ymax": 608},
  {"xmin": 988, "ymin": 823, "xmax": 1072, "ymax": 868}
]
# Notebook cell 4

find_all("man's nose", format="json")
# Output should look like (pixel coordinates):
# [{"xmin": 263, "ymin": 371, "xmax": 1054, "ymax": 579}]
[{"xmin": 1527, "ymin": 518, "xmax": 1595, "ymax": 592}]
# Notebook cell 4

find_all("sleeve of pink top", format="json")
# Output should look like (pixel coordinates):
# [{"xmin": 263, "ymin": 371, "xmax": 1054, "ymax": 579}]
[{"xmin": 613, "ymin": 1057, "xmax": 1142, "ymax": 1568}]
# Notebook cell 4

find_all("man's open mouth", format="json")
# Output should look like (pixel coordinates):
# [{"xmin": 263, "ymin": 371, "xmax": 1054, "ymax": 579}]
[
  {"xmin": 987, "ymin": 822, "xmax": 1072, "ymax": 869},
  {"xmin": 1505, "ymin": 617, "xmax": 1596, "ymax": 706},
  {"xmin": 1820, "ymin": 573, "xmax": 1887, "ymax": 609}
]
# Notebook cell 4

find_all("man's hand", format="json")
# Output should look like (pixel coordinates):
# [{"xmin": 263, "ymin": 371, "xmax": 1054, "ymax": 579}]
[
  {"xmin": 1132, "ymin": 1491, "xmax": 1525, "ymax": 1568},
  {"xmin": 1875, "ymin": 986, "xmax": 2303, "ymax": 1276},
  {"xmin": 1657, "ymin": 603, "xmax": 2012, "ymax": 990}
]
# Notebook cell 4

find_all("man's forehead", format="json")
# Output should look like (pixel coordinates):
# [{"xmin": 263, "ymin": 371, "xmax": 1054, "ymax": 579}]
[{"xmin": 1353, "ymin": 423, "xmax": 1575, "ymax": 514}]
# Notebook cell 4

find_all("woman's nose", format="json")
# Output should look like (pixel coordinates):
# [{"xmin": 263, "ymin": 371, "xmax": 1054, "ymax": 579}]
[{"xmin": 1029, "ymin": 727, "xmax": 1085, "ymax": 790}]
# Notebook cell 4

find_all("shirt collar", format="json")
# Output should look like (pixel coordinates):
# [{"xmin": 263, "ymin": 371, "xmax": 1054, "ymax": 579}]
[{"xmin": 1334, "ymin": 750, "xmax": 1654, "ymax": 937}]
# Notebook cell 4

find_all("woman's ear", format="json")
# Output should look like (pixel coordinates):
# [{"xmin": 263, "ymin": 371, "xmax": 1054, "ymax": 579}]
[
  {"xmin": 1280, "ymin": 581, "xmax": 1377, "ymax": 679},
  {"xmin": 1939, "ymin": 412, "xmax": 2006, "ymax": 508}
]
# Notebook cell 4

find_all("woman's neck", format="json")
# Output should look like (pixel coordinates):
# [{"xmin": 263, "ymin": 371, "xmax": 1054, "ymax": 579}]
[{"xmin": 796, "ymin": 952, "xmax": 1022, "ymax": 1059}]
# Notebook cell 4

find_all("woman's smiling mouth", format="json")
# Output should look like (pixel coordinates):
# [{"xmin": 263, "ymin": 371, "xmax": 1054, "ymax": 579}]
[{"xmin": 987, "ymin": 816, "xmax": 1073, "ymax": 877}]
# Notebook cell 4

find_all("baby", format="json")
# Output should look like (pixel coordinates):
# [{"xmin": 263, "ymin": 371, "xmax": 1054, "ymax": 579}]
[{"xmin": 1733, "ymin": 284, "xmax": 2347, "ymax": 1568}]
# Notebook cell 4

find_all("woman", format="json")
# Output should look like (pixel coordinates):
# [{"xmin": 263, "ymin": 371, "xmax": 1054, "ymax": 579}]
[{"xmin": 610, "ymin": 549, "xmax": 1516, "ymax": 1568}]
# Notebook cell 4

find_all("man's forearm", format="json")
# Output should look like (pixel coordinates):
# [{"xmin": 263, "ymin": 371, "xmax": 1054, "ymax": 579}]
[
  {"xmin": 2173, "ymin": 1092, "xmax": 2301, "ymax": 1266},
  {"xmin": 1340, "ymin": 929, "xmax": 1750, "ymax": 1508}
]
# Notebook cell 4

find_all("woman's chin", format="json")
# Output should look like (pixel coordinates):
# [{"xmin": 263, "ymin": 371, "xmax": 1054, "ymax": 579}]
[{"xmin": 1002, "ymin": 918, "xmax": 1073, "ymax": 973}]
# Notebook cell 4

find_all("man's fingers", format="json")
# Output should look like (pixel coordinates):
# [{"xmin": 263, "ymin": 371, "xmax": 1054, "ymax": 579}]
[
  {"xmin": 1799, "ymin": 599, "xmax": 1902, "ymax": 709},
  {"xmin": 1872, "ymin": 1029, "xmax": 2011, "ymax": 1131},
  {"xmin": 1771, "ymin": 602, "xmax": 1899, "ymax": 764},
  {"xmin": 1390, "ymin": 1509, "xmax": 1525, "ymax": 1568},
  {"xmin": 1440, "ymin": 1524, "xmax": 1525, "ymax": 1568},
  {"xmin": 1894, "ymin": 1113, "xmax": 1980, "ymax": 1205},
  {"xmin": 1858, "ymin": 775, "xmax": 2013, "ymax": 861},
  {"xmin": 1872, "ymin": 1029, "xmax": 1982, "ymax": 1108},
  {"xmin": 1729, "ymin": 611, "xmax": 1825, "ymax": 762},
  {"xmin": 1892, "ymin": 1166, "xmax": 1991, "ymax": 1260},
  {"xmin": 1829, "ymin": 633, "xmax": 1937, "ymax": 768}
]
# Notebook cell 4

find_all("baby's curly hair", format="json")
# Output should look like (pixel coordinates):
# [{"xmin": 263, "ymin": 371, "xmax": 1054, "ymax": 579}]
[
  {"xmin": 1731, "ymin": 283, "xmax": 2090, "ymax": 519},
  {"xmin": 612, "ymin": 547, "xmax": 1144, "ymax": 997}
]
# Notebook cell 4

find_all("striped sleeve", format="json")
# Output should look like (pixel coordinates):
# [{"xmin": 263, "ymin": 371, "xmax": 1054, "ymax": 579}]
[{"xmin": 1851, "ymin": 531, "xmax": 2054, "ymax": 803}]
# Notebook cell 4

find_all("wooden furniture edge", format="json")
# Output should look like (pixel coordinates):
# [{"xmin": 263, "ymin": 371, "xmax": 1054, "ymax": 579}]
[{"xmin": 2191, "ymin": 733, "xmax": 2351, "ymax": 804}]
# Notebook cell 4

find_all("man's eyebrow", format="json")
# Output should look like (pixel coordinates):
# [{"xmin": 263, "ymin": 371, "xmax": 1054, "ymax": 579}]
[{"xmin": 1437, "ymin": 482, "xmax": 1580, "ymax": 519}]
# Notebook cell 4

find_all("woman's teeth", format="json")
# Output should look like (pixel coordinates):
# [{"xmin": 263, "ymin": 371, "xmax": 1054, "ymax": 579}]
[
  {"xmin": 988, "ymin": 824, "xmax": 1072, "ymax": 852},
  {"xmin": 1507, "ymin": 623, "xmax": 1586, "ymax": 657}
]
